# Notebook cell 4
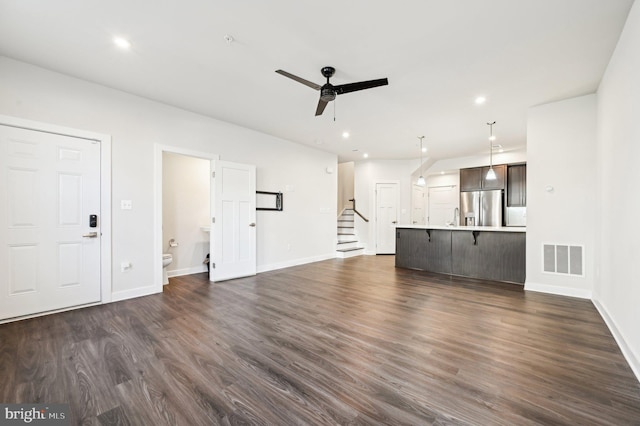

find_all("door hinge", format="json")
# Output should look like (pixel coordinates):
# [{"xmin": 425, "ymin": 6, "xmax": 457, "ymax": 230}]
[
  {"xmin": 212, "ymin": 171, "xmax": 215, "ymax": 178},
  {"xmin": 212, "ymin": 217, "xmax": 215, "ymax": 223}
]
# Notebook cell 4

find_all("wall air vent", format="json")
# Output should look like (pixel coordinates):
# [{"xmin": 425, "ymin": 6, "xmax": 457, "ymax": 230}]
[{"xmin": 543, "ymin": 244, "xmax": 584, "ymax": 277}]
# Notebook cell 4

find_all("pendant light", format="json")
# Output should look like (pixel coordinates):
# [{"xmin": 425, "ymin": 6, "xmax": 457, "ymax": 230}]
[
  {"xmin": 417, "ymin": 136, "xmax": 426, "ymax": 186},
  {"xmin": 486, "ymin": 121, "xmax": 497, "ymax": 180}
]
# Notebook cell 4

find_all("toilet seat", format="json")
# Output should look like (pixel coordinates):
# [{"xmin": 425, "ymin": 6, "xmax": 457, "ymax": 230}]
[{"xmin": 162, "ymin": 254, "xmax": 173, "ymax": 284}]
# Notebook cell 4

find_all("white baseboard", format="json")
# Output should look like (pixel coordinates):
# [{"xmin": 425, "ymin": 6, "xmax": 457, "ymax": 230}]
[
  {"xmin": 257, "ymin": 253, "xmax": 336, "ymax": 273},
  {"xmin": 592, "ymin": 299, "xmax": 640, "ymax": 383},
  {"xmin": 111, "ymin": 285, "xmax": 160, "ymax": 303},
  {"xmin": 168, "ymin": 265, "xmax": 207, "ymax": 278},
  {"xmin": 524, "ymin": 281, "xmax": 592, "ymax": 299}
]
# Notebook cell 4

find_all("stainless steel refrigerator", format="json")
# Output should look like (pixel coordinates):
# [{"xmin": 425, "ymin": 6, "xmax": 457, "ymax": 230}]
[{"xmin": 460, "ymin": 190, "xmax": 503, "ymax": 227}]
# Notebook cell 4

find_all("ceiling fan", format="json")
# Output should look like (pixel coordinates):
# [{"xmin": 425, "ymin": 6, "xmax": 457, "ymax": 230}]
[{"xmin": 275, "ymin": 66, "xmax": 389, "ymax": 116}]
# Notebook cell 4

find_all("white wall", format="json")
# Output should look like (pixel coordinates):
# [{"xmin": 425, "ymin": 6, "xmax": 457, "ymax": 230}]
[
  {"xmin": 424, "ymin": 172, "xmax": 460, "ymax": 226},
  {"xmin": 425, "ymin": 149, "xmax": 527, "ymax": 175},
  {"xmin": 354, "ymin": 159, "xmax": 417, "ymax": 253},
  {"xmin": 595, "ymin": 0, "xmax": 640, "ymax": 379},
  {"xmin": 526, "ymin": 94, "xmax": 597, "ymax": 298},
  {"xmin": 337, "ymin": 162, "xmax": 354, "ymax": 213},
  {"xmin": 162, "ymin": 152, "xmax": 210, "ymax": 276},
  {"xmin": 0, "ymin": 56, "xmax": 337, "ymax": 299}
]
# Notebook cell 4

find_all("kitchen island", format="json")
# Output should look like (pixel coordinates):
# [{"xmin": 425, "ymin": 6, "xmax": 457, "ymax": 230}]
[{"xmin": 395, "ymin": 225, "xmax": 526, "ymax": 284}]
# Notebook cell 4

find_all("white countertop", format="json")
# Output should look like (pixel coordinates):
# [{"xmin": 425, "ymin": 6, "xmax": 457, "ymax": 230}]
[{"xmin": 396, "ymin": 224, "xmax": 526, "ymax": 233}]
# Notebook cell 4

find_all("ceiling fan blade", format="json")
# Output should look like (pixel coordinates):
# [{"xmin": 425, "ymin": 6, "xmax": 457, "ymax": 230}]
[
  {"xmin": 275, "ymin": 70, "xmax": 321, "ymax": 90},
  {"xmin": 335, "ymin": 78, "xmax": 389, "ymax": 95},
  {"xmin": 315, "ymin": 99, "xmax": 329, "ymax": 116}
]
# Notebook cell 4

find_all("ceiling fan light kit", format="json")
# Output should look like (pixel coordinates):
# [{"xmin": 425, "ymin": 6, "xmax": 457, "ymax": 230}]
[{"xmin": 276, "ymin": 66, "xmax": 389, "ymax": 116}]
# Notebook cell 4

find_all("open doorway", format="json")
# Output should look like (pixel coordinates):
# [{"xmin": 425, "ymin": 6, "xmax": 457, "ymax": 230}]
[
  {"xmin": 162, "ymin": 152, "xmax": 210, "ymax": 284},
  {"xmin": 153, "ymin": 145, "xmax": 219, "ymax": 292}
]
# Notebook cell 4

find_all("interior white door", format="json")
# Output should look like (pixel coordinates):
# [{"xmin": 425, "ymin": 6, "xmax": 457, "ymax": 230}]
[
  {"xmin": 210, "ymin": 160, "xmax": 256, "ymax": 281},
  {"xmin": 428, "ymin": 185, "xmax": 458, "ymax": 226},
  {"xmin": 376, "ymin": 183, "xmax": 398, "ymax": 254},
  {"xmin": 411, "ymin": 184, "xmax": 425, "ymax": 225},
  {"xmin": 0, "ymin": 125, "xmax": 101, "ymax": 320}
]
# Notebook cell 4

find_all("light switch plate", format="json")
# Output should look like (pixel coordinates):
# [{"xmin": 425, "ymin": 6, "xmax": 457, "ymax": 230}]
[{"xmin": 121, "ymin": 200, "xmax": 132, "ymax": 210}]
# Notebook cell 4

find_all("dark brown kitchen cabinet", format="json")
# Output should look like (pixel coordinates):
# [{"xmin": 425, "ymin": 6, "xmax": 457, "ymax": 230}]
[
  {"xmin": 460, "ymin": 164, "xmax": 506, "ymax": 191},
  {"xmin": 481, "ymin": 164, "xmax": 506, "ymax": 190},
  {"xmin": 507, "ymin": 164, "xmax": 527, "ymax": 207},
  {"xmin": 395, "ymin": 228, "xmax": 451, "ymax": 274},
  {"xmin": 395, "ymin": 227, "xmax": 526, "ymax": 284},
  {"xmin": 459, "ymin": 168, "xmax": 483, "ymax": 191},
  {"xmin": 451, "ymin": 231, "xmax": 525, "ymax": 283}
]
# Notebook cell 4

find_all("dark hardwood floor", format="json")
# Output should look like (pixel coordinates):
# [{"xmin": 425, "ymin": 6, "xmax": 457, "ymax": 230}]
[{"xmin": 1, "ymin": 255, "xmax": 639, "ymax": 425}]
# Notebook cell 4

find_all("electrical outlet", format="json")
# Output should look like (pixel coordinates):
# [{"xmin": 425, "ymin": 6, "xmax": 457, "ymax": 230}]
[
  {"xmin": 121, "ymin": 200, "xmax": 132, "ymax": 210},
  {"xmin": 121, "ymin": 261, "xmax": 132, "ymax": 272}
]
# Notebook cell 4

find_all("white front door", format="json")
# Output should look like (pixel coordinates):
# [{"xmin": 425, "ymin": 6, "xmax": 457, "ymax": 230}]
[
  {"xmin": 376, "ymin": 182, "xmax": 398, "ymax": 254},
  {"xmin": 210, "ymin": 160, "xmax": 256, "ymax": 281},
  {"xmin": 0, "ymin": 125, "xmax": 101, "ymax": 320},
  {"xmin": 428, "ymin": 185, "xmax": 458, "ymax": 226}
]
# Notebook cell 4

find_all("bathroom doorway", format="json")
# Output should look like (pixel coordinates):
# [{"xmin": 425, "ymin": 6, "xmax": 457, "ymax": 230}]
[
  {"xmin": 162, "ymin": 151, "xmax": 210, "ymax": 282},
  {"xmin": 154, "ymin": 145, "xmax": 219, "ymax": 291}
]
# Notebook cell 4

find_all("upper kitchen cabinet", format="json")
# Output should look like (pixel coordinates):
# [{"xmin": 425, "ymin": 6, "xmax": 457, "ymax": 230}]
[
  {"xmin": 460, "ymin": 165, "xmax": 506, "ymax": 191},
  {"xmin": 460, "ymin": 167, "xmax": 483, "ymax": 191},
  {"xmin": 507, "ymin": 164, "xmax": 527, "ymax": 206},
  {"xmin": 481, "ymin": 164, "xmax": 506, "ymax": 190}
]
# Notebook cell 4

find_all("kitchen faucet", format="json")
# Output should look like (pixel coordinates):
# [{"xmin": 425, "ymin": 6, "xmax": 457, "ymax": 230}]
[{"xmin": 453, "ymin": 207, "xmax": 459, "ymax": 226}]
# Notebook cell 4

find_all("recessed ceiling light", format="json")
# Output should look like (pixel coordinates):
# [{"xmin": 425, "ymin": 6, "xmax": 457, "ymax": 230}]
[
  {"xmin": 488, "ymin": 135, "xmax": 497, "ymax": 141},
  {"xmin": 441, "ymin": 171, "xmax": 445, "ymax": 175},
  {"xmin": 342, "ymin": 131, "xmax": 350, "ymax": 139},
  {"xmin": 113, "ymin": 37, "xmax": 131, "ymax": 50},
  {"xmin": 421, "ymin": 147, "xmax": 427, "ymax": 153},
  {"xmin": 475, "ymin": 96, "xmax": 486, "ymax": 105},
  {"xmin": 363, "ymin": 153, "xmax": 369, "ymax": 158}
]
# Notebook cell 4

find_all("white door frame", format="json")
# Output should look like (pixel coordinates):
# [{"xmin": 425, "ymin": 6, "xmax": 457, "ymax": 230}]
[
  {"xmin": 0, "ymin": 114, "xmax": 113, "ymax": 304},
  {"xmin": 373, "ymin": 179, "xmax": 400, "ymax": 254},
  {"xmin": 153, "ymin": 144, "xmax": 219, "ymax": 293}
]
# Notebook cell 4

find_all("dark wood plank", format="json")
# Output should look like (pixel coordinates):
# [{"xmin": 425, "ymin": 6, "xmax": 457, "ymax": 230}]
[{"xmin": 1, "ymin": 255, "xmax": 639, "ymax": 425}]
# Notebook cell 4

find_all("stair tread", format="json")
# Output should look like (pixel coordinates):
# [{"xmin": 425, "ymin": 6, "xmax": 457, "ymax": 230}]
[
  {"xmin": 336, "ymin": 247, "xmax": 364, "ymax": 253},
  {"xmin": 338, "ymin": 233, "xmax": 355, "ymax": 235},
  {"xmin": 337, "ymin": 226, "xmax": 354, "ymax": 229},
  {"xmin": 337, "ymin": 240, "xmax": 358, "ymax": 244}
]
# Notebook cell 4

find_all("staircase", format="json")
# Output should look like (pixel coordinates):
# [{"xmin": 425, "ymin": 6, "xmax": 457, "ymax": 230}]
[{"xmin": 336, "ymin": 208, "xmax": 364, "ymax": 258}]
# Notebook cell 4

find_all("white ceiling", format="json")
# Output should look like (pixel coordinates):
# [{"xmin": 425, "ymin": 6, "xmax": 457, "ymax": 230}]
[{"xmin": 0, "ymin": 0, "xmax": 634, "ymax": 162}]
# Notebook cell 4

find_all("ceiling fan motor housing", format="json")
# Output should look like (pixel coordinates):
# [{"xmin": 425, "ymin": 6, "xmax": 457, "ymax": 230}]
[{"xmin": 320, "ymin": 86, "xmax": 337, "ymax": 102}]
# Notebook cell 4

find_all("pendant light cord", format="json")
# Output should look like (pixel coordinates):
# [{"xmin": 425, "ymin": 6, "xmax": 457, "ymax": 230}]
[{"xmin": 487, "ymin": 121, "xmax": 496, "ymax": 169}]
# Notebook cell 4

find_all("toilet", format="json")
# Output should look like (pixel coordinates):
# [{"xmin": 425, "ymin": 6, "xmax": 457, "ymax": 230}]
[{"xmin": 162, "ymin": 253, "xmax": 173, "ymax": 285}]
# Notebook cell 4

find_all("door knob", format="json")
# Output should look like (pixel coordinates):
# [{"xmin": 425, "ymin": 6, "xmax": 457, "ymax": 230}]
[
  {"xmin": 392, "ymin": 221, "xmax": 397, "ymax": 224},
  {"xmin": 249, "ymin": 223, "xmax": 256, "ymax": 227},
  {"xmin": 82, "ymin": 232, "xmax": 98, "ymax": 238}
]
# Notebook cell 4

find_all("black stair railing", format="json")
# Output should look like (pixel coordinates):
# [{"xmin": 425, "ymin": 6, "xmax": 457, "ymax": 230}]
[{"xmin": 348, "ymin": 199, "xmax": 369, "ymax": 222}]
